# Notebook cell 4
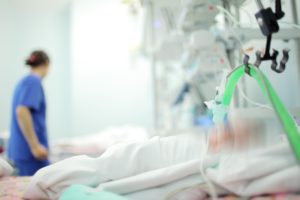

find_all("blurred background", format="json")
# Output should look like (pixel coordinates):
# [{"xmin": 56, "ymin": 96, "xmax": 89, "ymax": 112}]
[
  {"xmin": 0, "ymin": 0, "xmax": 154, "ymax": 140},
  {"xmin": 0, "ymin": 0, "xmax": 299, "ymax": 153}
]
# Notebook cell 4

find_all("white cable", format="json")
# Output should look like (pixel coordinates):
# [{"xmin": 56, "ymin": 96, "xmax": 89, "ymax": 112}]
[
  {"xmin": 239, "ymin": 6, "xmax": 255, "ymax": 26},
  {"xmin": 237, "ymin": 84, "xmax": 273, "ymax": 110},
  {"xmin": 215, "ymin": 6, "xmax": 246, "ymax": 49},
  {"xmin": 199, "ymin": 133, "xmax": 218, "ymax": 200},
  {"xmin": 216, "ymin": 5, "xmax": 251, "ymax": 28},
  {"xmin": 163, "ymin": 133, "xmax": 218, "ymax": 200},
  {"xmin": 216, "ymin": 5, "xmax": 239, "ymax": 27}
]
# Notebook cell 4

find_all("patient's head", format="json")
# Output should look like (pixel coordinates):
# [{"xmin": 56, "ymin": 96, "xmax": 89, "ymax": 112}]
[{"xmin": 209, "ymin": 118, "xmax": 265, "ymax": 154}]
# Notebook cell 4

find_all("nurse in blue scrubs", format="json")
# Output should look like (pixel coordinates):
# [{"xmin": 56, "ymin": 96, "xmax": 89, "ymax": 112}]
[{"xmin": 8, "ymin": 50, "xmax": 50, "ymax": 176}]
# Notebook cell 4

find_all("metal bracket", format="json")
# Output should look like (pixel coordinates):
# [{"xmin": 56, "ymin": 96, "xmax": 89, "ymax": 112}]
[{"xmin": 272, "ymin": 48, "xmax": 290, "ymax": 73}]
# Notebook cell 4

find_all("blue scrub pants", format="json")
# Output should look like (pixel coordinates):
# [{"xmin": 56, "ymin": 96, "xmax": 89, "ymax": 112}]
[{"xmin": 14, "ymin": 159, "xmax": 50, "ymax": 176}]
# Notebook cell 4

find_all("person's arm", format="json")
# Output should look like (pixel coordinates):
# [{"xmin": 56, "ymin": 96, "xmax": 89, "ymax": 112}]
[{"xmin": 16, "ymin": 106, "xmax": 48, "ymax": 160}]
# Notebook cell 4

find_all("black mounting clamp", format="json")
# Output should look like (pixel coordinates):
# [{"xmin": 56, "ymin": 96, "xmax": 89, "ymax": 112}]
[{"xmin": 251, "ymin": 0, "xmax": 290, "ymax": 73}]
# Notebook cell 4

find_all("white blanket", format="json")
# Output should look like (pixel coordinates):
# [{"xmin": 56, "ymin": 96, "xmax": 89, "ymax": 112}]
[
  {"xmin": 127, "ymin": 142, "xmax": 300, "ymax": 199},
  {"xmin": 100, "ymin": 159, "xmax": 201, "ymax": 194},
  {"xmin": 24, "ymin": 133, "xmax": 300, "ymax": 200},
  {"xmin": 206, "ymin": 143, "xmax": 300, "ymax": 196},
  {"xmin": 24, "ymin": 133, "xmax": 204, "ymax": 199},
  {"xmin": 126, "ymin": 174, "xmax": 205, "ymax": 200}
]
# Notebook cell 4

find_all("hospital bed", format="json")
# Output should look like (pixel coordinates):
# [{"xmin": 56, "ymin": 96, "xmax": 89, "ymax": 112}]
[
  {"xmin": 50, "ymin": 126, "xmax": 149, "ymax": 162},
  {"xmin": 0, "ymin": 127, "xmax": 150, "ymax": 199},
  {"xmin": 0, "ymin": 178, "xmax": 295, "ymax": 200},
  {"xmin": 0, "ymin": 130, "xmax": 300, "ymax": 200},
  {"xmin": 1, "ymin": 126, "xmax": 149, "ymax": 164},
  {"xmin": 0, "ymin": 176, "xmax": 30, "ymax": 200},
  {"xmin": 0, "ymin": 176, "xmax": 299, "ymax": 200}
]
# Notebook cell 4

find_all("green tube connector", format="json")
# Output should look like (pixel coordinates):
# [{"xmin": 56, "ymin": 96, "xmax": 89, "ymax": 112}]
[{"xmin": 219, "ymin": 64, "xmax": 300, "ymax": 164}]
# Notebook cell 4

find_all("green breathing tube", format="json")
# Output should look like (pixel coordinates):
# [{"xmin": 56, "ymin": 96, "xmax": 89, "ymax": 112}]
[{"xmin": 220, "ymin": 64, "xmax": 300, "ymax": 163}]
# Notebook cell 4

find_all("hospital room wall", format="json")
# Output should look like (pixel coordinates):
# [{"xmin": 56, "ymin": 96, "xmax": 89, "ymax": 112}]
[
  {"xmin": 69, "ymin": 0, "xmax": 154, "ymax": 136},
  {"xmin": 0, "ymin": 1, "xmax": 71, "ymax": 139}
]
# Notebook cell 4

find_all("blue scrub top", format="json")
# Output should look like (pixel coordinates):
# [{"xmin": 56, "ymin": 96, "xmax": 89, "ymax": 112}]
[{"xmin": 8, "ymin": 74, "xmax": 48, "ymax": 161}]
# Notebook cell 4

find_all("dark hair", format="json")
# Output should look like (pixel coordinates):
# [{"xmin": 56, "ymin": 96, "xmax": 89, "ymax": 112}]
[{"xmin": 25, "ymin": 50, "xmax": 50, "ymax": 68}]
